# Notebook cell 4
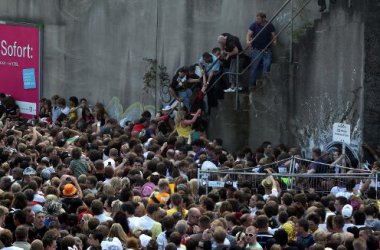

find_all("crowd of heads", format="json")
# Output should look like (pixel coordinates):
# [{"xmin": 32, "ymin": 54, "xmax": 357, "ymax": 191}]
[{"xmin": 0, "ymin": 92, "xmax": 379, "ymax": 250}]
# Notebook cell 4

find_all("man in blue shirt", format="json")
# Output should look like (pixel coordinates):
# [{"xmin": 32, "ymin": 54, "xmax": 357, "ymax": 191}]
[
  {"xmin": 246, "ymin": 12, "xmax": 276, "ymax": 88},
  {"xmin": 199, "ymin": 52, "xmax": 221, "ymax": 110}
]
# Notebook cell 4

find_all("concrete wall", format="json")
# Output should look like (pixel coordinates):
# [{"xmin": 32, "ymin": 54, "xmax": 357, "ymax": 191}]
[
  {"xmin": 289, "ymin": 1, "xmax": 365, "ymax": 156},
  {"xmin": 209, "ymin": 0, "xmax": 366, "ymax": 155},
  {"xmin": 2, "ymin": 0, "xmax": 371, "ymax": 155},
  {"xmin": 363, "ymin": 0, "xmax": 380, "ymax": 155},
  {"xmin": 0, "ymin": 0, "xmax": 319, "ymax": 110}
]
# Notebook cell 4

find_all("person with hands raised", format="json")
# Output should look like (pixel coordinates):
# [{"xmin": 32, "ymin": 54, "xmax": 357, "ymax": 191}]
[{"xmin": 174, "ymin": 108, "xmax": 201, "ymax": 140}]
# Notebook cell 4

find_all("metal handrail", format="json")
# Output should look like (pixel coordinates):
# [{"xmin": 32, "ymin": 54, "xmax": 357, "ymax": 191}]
[
  {"xmin": 237, "ymin": 0, "xmax": 293, "ymax": 57},
  {"xmin": 205, "ymin": 0, "xmax": 313, "ymax": 101},
  {"xmin": 202, "ymin": 0, "xmax": 292, "ymax": 77}
]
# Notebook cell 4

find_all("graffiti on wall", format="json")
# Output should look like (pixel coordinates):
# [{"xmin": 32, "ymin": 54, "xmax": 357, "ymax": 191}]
[
  {"xmin": 290, "ymin": 89, "xmax": 362, "ymax": 160},
  {"xmin": 105, "ymin": 96, "xmax": 155, "ymax": 124}
]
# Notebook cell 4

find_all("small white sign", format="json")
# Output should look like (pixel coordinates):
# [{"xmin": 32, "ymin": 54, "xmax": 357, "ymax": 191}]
[
  {"xmin": 16, "ymin": 101, "xmax": 37, "ymax": 115},
  {"xmin": 333, "ymin": 123, "xmax": 351, "ymax": 144},
  {"xmin": 208, "ymin": 181, "xmax": 238, "ymax": 189}
]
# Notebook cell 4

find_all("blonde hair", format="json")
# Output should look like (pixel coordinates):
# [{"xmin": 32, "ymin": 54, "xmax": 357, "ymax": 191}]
[
  {"xmin": 121, "ymin": 177, "xmax": 130, "ymax": 189},
  {"xmin": 314, "ymin": 230, "xmax": 327, "ymax": 245},
  {"xmin": 110, "ymin": 177, "xmax": 123, "ymax": 192},
  {"xmin": 158, "ymin": 179, "xmax": 169, "ymax": 190},
  {"xmin": 80, "ymin": 214, "xmax": 94, "ymax": 234},
  {"xmin": 270, "ymin": 244, "xmax": 282, "ymax": 250},
  {"xmin": 11, "ymin": 182, "xmax": 21, "ymax": 193},
  {"xmin": 1, "ymin": 162, "xmax": 10, "ymax": 174},
  {"xmin": 174, "ymin": 109, "xmax": 186, "ymax": 125},
  {"xmin": 78, "ymin": 175, "xmax": 87, "ymax": 184},
  {"xmin": 132, "ymin": 196, "xmax": 142, "ymax": 203},
  {"xmin": 188, "ymin": 179, "xmax": 198, "ymax": 196},
  {"xmin": 51, "ymin": 177, "xmax": 61, "ymax": 188},
  {"xmin": 45, "ymin": 194, "xmax": 59, "ymax": 203},
  {"xmin": 30, "ymin": 239, "xmax": 44, "ymax": 250},
  {"xmin": 108, "ymin": 223, "xmax": 128, "ymax": 244},
  {"xmin": 111, "ymin": 200, "xmax": 123, "ymax": 218},
  {"xmin": 0, "ymin": 205, "xmax": 9, "ymax": 216},
  {"xmin": 103, "ymin": 184, "xmax": 115, "ymax": 197}
]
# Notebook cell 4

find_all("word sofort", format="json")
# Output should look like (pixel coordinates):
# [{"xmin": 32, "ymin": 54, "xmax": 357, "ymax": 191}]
[{"xmin": 1, "ymin": 40, "xmax": 34, "ymax": 59}]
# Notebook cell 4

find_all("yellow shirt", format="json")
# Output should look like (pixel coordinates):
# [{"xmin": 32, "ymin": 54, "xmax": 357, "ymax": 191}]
[
  {"xmin": 167, "ymin": 207, "xmax": 188, "ymax": 217},
  {"xmin": 176, "ymin": 123, "xmax": 192, "ymax": 139}
]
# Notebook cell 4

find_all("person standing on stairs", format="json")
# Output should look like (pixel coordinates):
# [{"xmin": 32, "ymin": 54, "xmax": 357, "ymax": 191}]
[
  {"xmin": 170, "ymin": 66, "xmax": 201, "ymax": 111},
  {"xmin": 246, "ymin": 12, "xmax": 276, "ymax": 90},
  {"xmin": 217, "ymin": 33, "xmax": 243, "ymax": 93},
  {"xmin": 199, "ymin": 52, "xmax": 221, "ymax": 112}
]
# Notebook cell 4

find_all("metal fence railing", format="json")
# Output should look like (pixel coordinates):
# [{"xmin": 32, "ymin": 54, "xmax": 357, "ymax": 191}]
[{"xmin": 198, "ymin": 156, "xmax": 376, "ymax": 195}]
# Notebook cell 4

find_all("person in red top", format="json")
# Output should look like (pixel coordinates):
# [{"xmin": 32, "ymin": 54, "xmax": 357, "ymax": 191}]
[{"xmin": 132, "ymin": 117, "xmax": 149, "ymax": 134}]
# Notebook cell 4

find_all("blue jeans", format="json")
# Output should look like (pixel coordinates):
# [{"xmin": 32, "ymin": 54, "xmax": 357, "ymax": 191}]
[
  {"xmin": 249, "ymin": 48, "xmax": 272, "ymax": 86},
  {"xmin": 178, "ymin": 89, "xmax": 192, "ymax": 110}
]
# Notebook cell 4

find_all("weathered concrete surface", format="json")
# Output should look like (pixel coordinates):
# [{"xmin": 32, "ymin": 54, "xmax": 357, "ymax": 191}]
[
  {"xmin": 0, "ymin": 0, "xmax": 319, "ymax": 108},
  {"xmin": 363, "ymin": 0, "xmax": 380, "ymax": 154},
  {"xmin": 1, "ymin": 0, "xmax": 374, "ymax": 155},
  {"xmin": 289, "ymin": 0, "xmax": 364, "ymax": 156},
  {"xmin": 209, "ymin": 0, "xmax": 366, "ymax": 154}
]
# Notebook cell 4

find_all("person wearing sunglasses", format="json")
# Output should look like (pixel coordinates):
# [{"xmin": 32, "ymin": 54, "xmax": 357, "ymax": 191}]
[{"xmin": 243, "ymin": 226, "xmax": 263, "ymax": 250}]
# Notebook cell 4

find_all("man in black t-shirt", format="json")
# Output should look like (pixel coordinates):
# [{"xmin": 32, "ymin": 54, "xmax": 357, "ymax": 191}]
[
  {"xmin": 169, "ymin": 66, "xmax": 201, "ymax": 110},
  {"xmin": 217, "ymin": 33, "xmax": 243, "ymax": 92}
]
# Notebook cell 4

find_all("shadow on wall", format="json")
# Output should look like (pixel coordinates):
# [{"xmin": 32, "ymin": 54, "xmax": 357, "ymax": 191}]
[{"xmin": 105, "ymin": 96, "xmax": 155, "ymax": 125}]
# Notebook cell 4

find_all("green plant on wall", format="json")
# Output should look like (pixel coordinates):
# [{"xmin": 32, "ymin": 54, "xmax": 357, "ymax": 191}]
[{"xmin": 142, "ymin": 58, "xmax": 170, "ymax": 93}]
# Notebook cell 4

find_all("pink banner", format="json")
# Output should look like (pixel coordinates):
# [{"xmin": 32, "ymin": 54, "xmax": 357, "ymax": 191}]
[{"xmin": 0, "ymin": 23, "xmax": 41, "ymax": 117}]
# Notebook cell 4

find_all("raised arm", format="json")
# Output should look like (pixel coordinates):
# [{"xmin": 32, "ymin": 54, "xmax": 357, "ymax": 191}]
[
  {"xmin": 181, "ymin": 109, "xmax": 201, "ymax": 126},
  {"xmin": 246, "ymin": 30, "xmax": 253, "ymax": 46}
]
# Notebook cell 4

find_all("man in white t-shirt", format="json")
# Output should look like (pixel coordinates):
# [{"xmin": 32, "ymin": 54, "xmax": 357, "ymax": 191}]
[
  {"xmin": 101, "ymin": 237, "xmax": 123, "ymax": 250},
  {"xmin": 104, "ymin": 148, "xmax": 118, "ymax": 169},
  {"xmin": 342, "ymin": 204, "xmax": 354, "ymax": 231}
]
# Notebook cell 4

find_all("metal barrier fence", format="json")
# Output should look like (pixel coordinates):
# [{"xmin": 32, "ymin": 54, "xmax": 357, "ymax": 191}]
[{"xmin": 198, "ymin": 156, "xmax": 376, "ymax": 195}]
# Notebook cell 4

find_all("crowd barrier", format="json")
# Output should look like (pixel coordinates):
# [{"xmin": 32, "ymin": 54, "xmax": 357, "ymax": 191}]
[{"xmin": 197, "ymin": 156, "xmax": 376, "ymax": 196}]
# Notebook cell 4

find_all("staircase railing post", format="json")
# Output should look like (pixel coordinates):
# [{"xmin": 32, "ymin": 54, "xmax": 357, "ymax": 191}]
[{"xmin": 235, "ymin": 54, "xmax": 240, "ymax": 110}]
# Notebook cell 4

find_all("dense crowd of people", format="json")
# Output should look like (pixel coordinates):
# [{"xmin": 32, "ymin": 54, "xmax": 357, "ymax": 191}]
[
  {"xmin": 0, "ymin": 89, "xmax": 380, "ymax": 250},
  {"xmin": 0, "ymin": 10, "xmax": 379, "ymax": 250}
]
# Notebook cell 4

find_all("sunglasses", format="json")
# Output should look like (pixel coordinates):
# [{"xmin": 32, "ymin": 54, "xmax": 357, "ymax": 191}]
[{"xmin": 245, "ymin": 233, "xmax": 255, "ymax": 237}]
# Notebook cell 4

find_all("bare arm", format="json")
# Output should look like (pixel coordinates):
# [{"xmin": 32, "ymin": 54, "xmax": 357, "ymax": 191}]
[
  {"xmin": 271, "ymin": 32, "xmax": 277, "ymax": 45},
  {"xmin": 226, "ymin": 47, "xmax": 239, "ymax": 60},
  {"xmin": 246, "ymin": 30, "xmax": 253, "ymax": 46},
  {"xmin": 30, "ymin": 127, "xmax": 38, "ymax": 146},
  {"xmin": 115, "ymin": 158, "xmax": 127, "ymax": 171},
  {"xmin": 182, "ymin": 110, "xmax": 201, "ymax": 126},
  {"xmin": 360, "ymin": 177, "xmax": 372, "ymax": 194},
  {"xmin": 1, "ymin": 119, "xmax": 10, "ymax": 134},
  {"xmin": 12, "ymin": 129, "xmax": 23, "ymax": 138}
]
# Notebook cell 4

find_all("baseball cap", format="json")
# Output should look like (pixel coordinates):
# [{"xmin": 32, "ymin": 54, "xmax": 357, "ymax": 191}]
[
  {"xmin": 41, "ymin": 169, "xmax": 51, "ymax": 180},
  {"xmin": 162, "ymin": 106, "xmax": 171, "ymax": 112},
  {"xmin": 23, "ymin": 166, "xmax": 37, "ymax": 176},
  {"xmin": 342, "ymin": 204, "xmax": 353, "ymax": 218},
  {"xmin": 32, "ymin": 204, "xmax": 45, "ymax": 215}
]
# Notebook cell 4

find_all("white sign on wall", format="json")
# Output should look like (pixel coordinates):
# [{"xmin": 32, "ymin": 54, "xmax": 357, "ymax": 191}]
[
  {"xmin": 16, "ymin": 101, "xmax": 37, "ymax": 115},
  {"xmin": 333, "ymin": 123, "xmax": 351, "ymax": 144}
]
